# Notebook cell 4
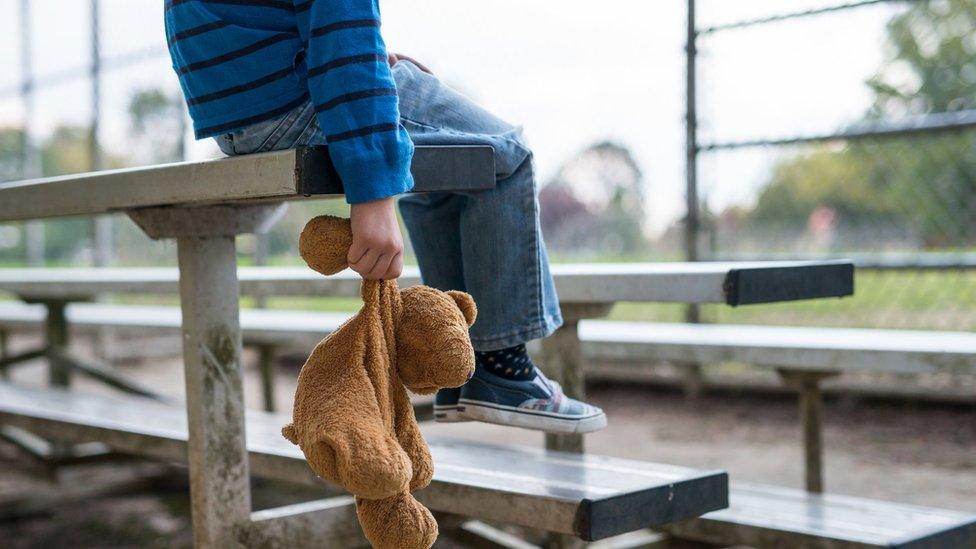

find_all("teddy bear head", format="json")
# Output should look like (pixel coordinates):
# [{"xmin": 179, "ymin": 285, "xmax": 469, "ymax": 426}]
[
  {"xmin": 396, "ymin": 285, "xmax": 476, "ymax": 394},
  {"xmin": 299, "ymin": 215, "xmax": 476, "ymax": 394}
]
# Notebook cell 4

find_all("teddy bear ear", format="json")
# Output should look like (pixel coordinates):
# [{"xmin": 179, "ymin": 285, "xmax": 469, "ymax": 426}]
[
  {"xmin": 446, "ymin": 290, "xmax": 477, "ymax": 327},
  {"xmin": 299, "ymin": 216, "xmax": 353, "ymax": 276},
  {"xmin": 281, "ymin": 423, "xmax": 298, "ymax": 445}
]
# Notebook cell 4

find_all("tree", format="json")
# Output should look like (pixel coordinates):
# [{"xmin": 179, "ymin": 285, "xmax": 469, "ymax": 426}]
[
  {"xmin": 0, "ymin": 124, "xmax": 131, "ymax": 263},
  {"xmin": 128, "ymin": 88, "xmax": 186, "ymax": 165},
  {"xmin": 540, "ymin": 141, "xmax": 647, "ymax": 254},
  {"xmin": 747, "ymin": 0, "xmax": 976, "ymax": 249}
]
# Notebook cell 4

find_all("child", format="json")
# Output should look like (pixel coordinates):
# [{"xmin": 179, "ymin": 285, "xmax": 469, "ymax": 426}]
[{"xmin": 165, "ymin": 0, "xmax": 605, "ymax": 434}]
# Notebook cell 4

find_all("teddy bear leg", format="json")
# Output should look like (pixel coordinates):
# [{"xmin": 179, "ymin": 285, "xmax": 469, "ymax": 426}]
[
  {"xmin": 304, "ymin": 425, "xmax": 414, "ymax": 500},
  {"xmin": 356, "ymin": 492, "xmax": 438, "ymax": 549},
  {"xmin": 394, "ymin": 410, "xmax": 434, "ymax": 490}
]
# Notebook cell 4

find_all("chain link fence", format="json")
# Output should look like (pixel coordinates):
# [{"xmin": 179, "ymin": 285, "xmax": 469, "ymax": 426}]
[
  {"xmin": 692, "ymin": 0, "xmax": 976, "ymax": 331},
  {"xmin": 0, "ymin": 0, "xmax": 972, "ymax": 333}
]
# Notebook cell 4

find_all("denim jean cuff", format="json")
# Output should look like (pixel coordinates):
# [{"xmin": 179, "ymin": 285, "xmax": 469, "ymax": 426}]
[{"xmin": 470, "ymin": 313, "xmax": 564, "ymax": 352}]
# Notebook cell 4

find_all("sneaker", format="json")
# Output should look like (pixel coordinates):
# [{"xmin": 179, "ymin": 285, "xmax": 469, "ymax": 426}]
[
  {"xmin": 453, "ymin": 368, "xmax": 607, "ymax": 434},
  {"xmin": 433, "ymin": 387, "xmax": 469, "ymax": 423}
]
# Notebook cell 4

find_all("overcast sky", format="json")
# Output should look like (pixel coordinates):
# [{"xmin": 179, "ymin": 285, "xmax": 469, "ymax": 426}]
[{"xmin": 0, "ymin": 0, "xmax": 906, "ymax": 235}]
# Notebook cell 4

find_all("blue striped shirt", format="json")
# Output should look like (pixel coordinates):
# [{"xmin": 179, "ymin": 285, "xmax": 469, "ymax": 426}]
[{"xmin": 164, "ymin": 0, "xmax": 414, "ymax": 203}]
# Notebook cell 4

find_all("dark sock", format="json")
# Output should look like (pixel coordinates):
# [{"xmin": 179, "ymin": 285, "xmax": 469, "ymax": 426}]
[{"xmin": 476, "ymin": 344, "xmax": 536, "ymax": 381}]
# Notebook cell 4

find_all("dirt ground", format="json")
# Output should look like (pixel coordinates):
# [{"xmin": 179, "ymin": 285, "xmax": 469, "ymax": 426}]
[{"xmin": 0, "ymin": 334, "xmax": 974, "ymax": 547}]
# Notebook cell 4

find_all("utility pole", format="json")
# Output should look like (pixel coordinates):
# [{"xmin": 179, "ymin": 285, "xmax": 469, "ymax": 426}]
[
  {"xmin": 20, "ymin": 0, "xmax": 44, "ymax": 266},
  {"xmin": 90, "ymin": 0, "xmax": 112, "ymax": 267}
]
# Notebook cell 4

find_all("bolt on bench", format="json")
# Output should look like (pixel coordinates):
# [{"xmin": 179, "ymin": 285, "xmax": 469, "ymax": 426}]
[{"xmin": 0, "ymin": 146, "xmax": 730, "ymax": 547}]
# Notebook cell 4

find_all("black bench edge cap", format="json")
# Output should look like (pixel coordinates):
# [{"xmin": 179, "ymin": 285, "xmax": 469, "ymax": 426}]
[
  {"xmin": 892, "ymin": 517, "xmax": 976, "ymax": 549},
  {"xmin": 724, "ymin": 261, "xmax": 855, "ymax": 307},
  {"xmin": 574, "ymin": 470, "xmax": 729, "ymax": 541},
  {"xmin": 294, "ymin": 145, "xmax": 496, "ymax": 196}
]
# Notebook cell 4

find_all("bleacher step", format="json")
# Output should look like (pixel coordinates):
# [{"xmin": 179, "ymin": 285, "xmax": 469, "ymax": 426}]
[{"xmin": 0, "ymin": 382, "xmax": 728, "ymax": 541}]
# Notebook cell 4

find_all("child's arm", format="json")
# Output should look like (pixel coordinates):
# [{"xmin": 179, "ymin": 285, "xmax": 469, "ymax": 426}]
[{"xmin": 294, "ymin": 0, "xmax": 411, "ymax": 279}]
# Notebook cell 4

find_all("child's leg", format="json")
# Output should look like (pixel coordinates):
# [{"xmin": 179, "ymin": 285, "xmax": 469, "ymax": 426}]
[
  {"xmin": 393, "ymin": 60, "xmax": 561, "ymax": 350},
  {"xmin": 392, "ymin": 61, "xmax": 605, "ymax": 434},
  {"xmin": 213, "ymin": 61, "xmax": 606, "ymax": 433}
]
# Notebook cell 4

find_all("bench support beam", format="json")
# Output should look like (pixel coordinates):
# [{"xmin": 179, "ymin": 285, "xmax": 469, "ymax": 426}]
[
  {"xmin": 0, "ymin": 328, "xmax": 8, "ymax": 379},
  {"xmin": 43, "ymin": 300, "xmax": 70, "ymax": 389},
  {"xmin": 777, "ymin": 369, "xmax": 840, "ymax": 493},
  {"xmin": 240, "ymin": 497, "xmax": 366, "ymax": 548},
  {"xmin": 256, "ymin": 344, "xmax": 277, "ymax": 413},
  {"xmin": 131, "ymin": 204, "xmax": 286, "ymax": 548},
  {"xmin": 541, "ymin": 303, "xmax": 612, "ymax": 454},
  {"xmin": 177, "ymin": 233, "xmax": 252, "ymax": 547}
]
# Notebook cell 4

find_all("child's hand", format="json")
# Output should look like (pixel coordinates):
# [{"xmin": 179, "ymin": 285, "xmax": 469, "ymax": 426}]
[{"xmin": 348, "ymin": 198, "xmax": 404, "ymax": 280}]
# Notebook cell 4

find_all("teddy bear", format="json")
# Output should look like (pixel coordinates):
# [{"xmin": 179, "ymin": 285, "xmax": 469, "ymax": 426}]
[{"xmin": 281, "ymin": 215, "xmax": 477, "ymax": 549}]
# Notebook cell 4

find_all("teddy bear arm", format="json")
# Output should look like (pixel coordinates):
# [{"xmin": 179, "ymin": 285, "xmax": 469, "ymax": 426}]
[
  {"xmin": 392, "ymin": 386, "xmax": 434, "ymax": 490},
  {"xmin": 308, "ymin": 416, "xmax": 415, "ymax": 500}
]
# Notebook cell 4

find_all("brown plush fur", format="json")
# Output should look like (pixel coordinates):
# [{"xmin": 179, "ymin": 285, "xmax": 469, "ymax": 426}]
[{"xmin": 282, "ymin": 215, "xmax": 476, "ymax": 548}]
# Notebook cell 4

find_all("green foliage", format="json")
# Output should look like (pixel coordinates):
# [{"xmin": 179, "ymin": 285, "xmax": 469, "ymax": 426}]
[
  {"xmin": 747, "ymin": 0, "xmax": 976, "ymax": 249},
  {"xmin": 540, "ymin": 141, "xmax": 647, "ymax": 254},
  {"xmin": 0, "ymin": 127, "xmax": 25, "ymax": 182},
  {"xmin": 867, "ymin": 0, "xmax": 976, "ymax": 116},
  {"xmin": 127, "ymin": 88, "xmax": 186, "ymax": 165},
  {"xmin": 752, "ymin": 147, "xmax": 889, "ymax": 224}
]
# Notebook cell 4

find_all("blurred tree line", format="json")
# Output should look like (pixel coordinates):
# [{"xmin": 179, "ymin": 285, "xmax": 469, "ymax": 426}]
[
  {"xmin": 0, "ymin": 88, "xmax": 348, "ymax": 266},
  {"xmin": 539, "ymin": 141, "xmax": 647, "ymax": 255},
  {"xmin": 745, "ymin": 0, "xmax": 976, "ymax": 250},
  {"xmin": 1, "ymin": 85, "xmax": 648, "ymax": 264}
]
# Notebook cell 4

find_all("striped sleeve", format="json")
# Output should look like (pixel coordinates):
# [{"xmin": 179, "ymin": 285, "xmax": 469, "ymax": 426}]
[{"xmin": 295, "ymin": 0, "xmax": 414, "ymax": 204}]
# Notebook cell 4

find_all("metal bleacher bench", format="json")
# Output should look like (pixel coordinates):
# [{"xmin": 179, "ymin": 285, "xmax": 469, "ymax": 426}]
[
  {"xmin": 0, "ymin": 147, "xmax": 730, "ymax": 547},
  {"xmin": 0, "ymin": 302, "xmax": 976, "ymax": 547},
  {"xmin": 0, "ymin": 259, "xmax": 856, "ymax": 458},
  {"xmin": 2, "ymin": 308, "xmax": 975, "ymax": 548},
  {"xmin": 665, "ymin": 483, "xmax": 976, "ymax": 549},
  {"xmin": 0, "ymin": 383, "xmax": 731, "ymax": 545},
  {"xmin": 580, "ymin": 321, "xmax": 976, "ymax": 492}
]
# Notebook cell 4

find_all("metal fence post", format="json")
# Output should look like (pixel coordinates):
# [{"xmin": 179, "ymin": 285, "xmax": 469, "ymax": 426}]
[
  {"xmin": 685, "ymin": 0, "xmax": 700, "ymax": 265},
  {"xmin": 683, "ymin": 0, "xmax": 706, "ymax": 397},
  {"xmin": 19, "ymin": 0, "xmax": 44, "ymax": 267},
  {"xmin": 90, "ymin": 0, "xmax": 113, "ymax": 268}
]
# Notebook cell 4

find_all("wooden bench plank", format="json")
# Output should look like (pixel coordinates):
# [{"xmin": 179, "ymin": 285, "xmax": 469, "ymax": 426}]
[
  {"xmin": 0, "ymin": 260, "xmax": 854, "ymax": 305},
  {"xmin": 0, "ymin": 382, "xmax": 728, "ymax": 540},
  {"xmin": 0, "ymin": 146, "xmax": 495, "ymax": 222},
  {"xmin": 3, "ymin": 303, "xmax": 971, "ymax": 376},
  {"xmin": 667, "ymin": 483, "xmax": 976, "ymax": 549},
  {"xmin": 579, "ymin": 321, "xmax": 976, "ymax": 375},
  {"xmin": 0, "ymin": 302, "xmax": 346, "ymax": 347}
]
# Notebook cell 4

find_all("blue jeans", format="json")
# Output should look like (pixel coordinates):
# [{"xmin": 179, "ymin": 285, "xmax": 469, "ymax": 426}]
[{"xmin": 215, "ymin": 60, "xmax": 562, "ymax": 350}]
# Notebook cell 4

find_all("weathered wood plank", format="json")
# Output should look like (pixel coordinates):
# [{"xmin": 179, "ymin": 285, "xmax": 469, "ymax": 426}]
[
  {"xmin": 0, "ymin": 146, "xmax": 495, "ymax": 222},
  {"xmin": 666, "ymin": 482, "xmax": 976, "ymax": 549},
  {"xmin": 1, "ymin": 304, "xmax": 971, "ymax": 376},
  {"xmin": 0, "ymin": 260, "xmax": 854, "ymax": 305},
  {"xmin": 242, "ymin": 497, "xmax": 367, "ymax": 548},
  {"xmin": 578, "ymin": 321, "xmax": 976, "ymax": 375},
  {"xmin": 0, "ymin": 382, "xmax": 728, "ymax": 541}
]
